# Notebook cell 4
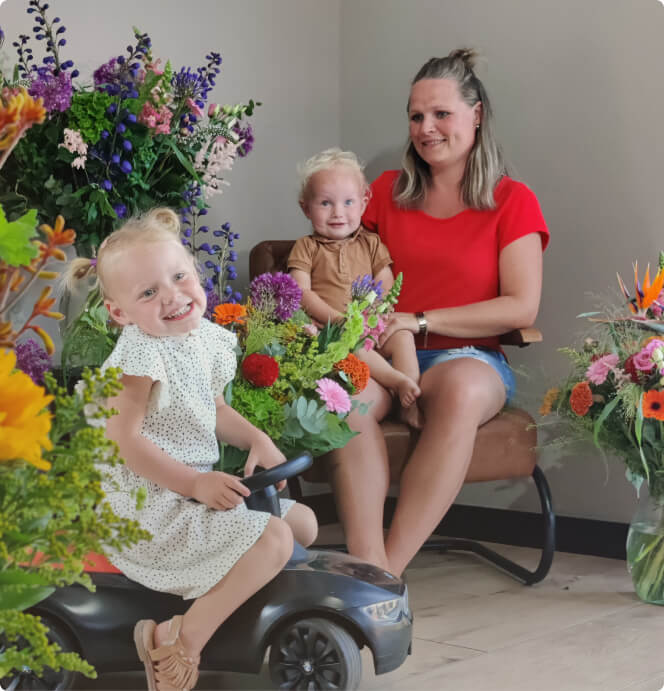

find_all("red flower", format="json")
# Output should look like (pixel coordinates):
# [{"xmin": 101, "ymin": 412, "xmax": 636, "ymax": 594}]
[
  {"xmin": 623, "ymin": 354, "xmax": 641, "ymax": 384},
  {"xmin": 241, "ymin": 353, "xmax": 279, "ymax": 387},
  {"xmin": 569, "ymin": 381, "xmax": 593, "ymax": 416}
]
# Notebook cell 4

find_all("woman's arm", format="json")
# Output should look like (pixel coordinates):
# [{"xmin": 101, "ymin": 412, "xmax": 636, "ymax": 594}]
[
  {"xmin": 290, "ymin": 268, "xmax": 343, "ymax": 324},
  {"xmin": 380, "ymin": 233, "xmax": 543, "ymax": 342}
]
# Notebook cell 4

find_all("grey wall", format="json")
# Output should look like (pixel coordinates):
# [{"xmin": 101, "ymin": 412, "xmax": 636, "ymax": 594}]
[{"xmin": 3, "ymin": 0, "xmax": 663, "ymax": 523}]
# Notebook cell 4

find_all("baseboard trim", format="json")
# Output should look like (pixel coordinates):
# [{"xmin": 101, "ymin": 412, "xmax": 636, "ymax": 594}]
[{"xmin": 300, "ymin": 493, "xmax": 628, "ymax": 560}]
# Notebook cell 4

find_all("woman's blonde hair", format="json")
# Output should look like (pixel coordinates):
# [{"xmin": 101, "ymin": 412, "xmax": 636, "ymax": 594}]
[
  {"xmin": 298, "ymin": 147, "xmax": 368, "ymax": 203},
  {"xmin": 61, "ymin": 207, "xmax": 186, "ymax": 298},
  {"xmin": 395, "ymin": 48, "xmax": 506, "ymax": 210}
]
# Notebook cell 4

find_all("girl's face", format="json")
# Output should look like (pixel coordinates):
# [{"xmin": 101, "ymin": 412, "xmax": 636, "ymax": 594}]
[
  {"xmin": 300, "ymin": 167, "xmax": 369, "ymax": 241},
  {"xmin": 408, "ymin": 77, "xmax": 481, "ymax": 175},
  {"xmin": 104, "ymin": 240, "xmax": 206, "ymax": 337}
]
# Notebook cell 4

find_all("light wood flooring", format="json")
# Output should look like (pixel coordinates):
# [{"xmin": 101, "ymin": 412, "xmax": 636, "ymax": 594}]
[{"xmin": 79, "ymin": 524, "xmax": 664, "ymax": 691}]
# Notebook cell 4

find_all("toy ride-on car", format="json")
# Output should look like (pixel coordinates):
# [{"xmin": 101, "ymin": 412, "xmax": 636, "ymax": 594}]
[{"xmin": 2, "ymin": 453, "xmax": 412, "ymax": 690}]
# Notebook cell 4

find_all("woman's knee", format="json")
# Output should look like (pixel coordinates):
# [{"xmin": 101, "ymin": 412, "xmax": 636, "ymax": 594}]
[{"xmin": 257, "ymin": 516, "xmax": 294, "ymax": 572}]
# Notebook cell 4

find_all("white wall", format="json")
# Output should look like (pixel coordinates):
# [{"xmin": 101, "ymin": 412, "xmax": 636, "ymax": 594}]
[{"xmin": 339, "ymin": 0, "xmax": 664, "ymax": 522}]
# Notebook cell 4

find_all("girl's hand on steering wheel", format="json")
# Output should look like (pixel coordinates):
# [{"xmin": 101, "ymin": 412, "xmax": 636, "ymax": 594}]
[
  {"xmin": 379, "ymin": 312, "xmax": 419, "ymax": 348},
  {"xmin": 243, "ymin": 432, "xmax": 287, "ymax": 491}
]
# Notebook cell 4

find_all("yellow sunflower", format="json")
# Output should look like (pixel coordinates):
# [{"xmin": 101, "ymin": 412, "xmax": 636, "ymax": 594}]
[{"xmin": 0, "ymin": 349, "xmax": 53, "ymax": 470}]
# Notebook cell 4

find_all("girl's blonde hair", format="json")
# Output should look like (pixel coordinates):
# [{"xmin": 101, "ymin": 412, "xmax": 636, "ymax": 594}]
[
  {"xmin": 62, "ymin": 207, "xmax": 185, "ymax": 298},
  {"xmin": 395, "ymin": 48, "xmax": 506, "ymax": 210},
  {"xmin": 297, "ymin": 147, "xmax": 368, "ymax": 203}
]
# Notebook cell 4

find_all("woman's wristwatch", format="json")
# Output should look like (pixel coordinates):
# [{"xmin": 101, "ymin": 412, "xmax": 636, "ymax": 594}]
[{"xmin": 414, "ymin": 311, "xmax": 428, "ymax": 347}]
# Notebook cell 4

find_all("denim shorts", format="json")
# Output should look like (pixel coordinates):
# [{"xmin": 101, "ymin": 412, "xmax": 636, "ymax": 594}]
[{"xmin": 416, "ymin": 346, "xmax": 516, "ymax": 404}]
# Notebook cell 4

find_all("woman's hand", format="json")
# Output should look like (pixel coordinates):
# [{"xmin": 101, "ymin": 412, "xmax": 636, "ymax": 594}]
[
  {"xmin": 244, "ymin": 432, "xmax": 287, "ymax": 491},
  {"xmin": 379, "ymin": 311, "xmax": 419, "ymax": 348},
  {"xmin": 192, "ymin": 471, "xmax": 251, "ymax": 510}
]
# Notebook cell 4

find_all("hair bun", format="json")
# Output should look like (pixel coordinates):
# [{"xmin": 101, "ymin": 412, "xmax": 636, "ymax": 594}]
[{"xmin": 447, "ymin": 48, "xmax": 479, "ymax": 70}]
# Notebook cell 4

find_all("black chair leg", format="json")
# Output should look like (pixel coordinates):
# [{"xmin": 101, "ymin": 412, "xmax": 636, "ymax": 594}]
[
  {"xmin": 419, "ymin": 465, "xmax": 555, "ymax": 585},
  {"xmin": 314, "ymin": 466, "xmax": 556, "ymax": 586}
]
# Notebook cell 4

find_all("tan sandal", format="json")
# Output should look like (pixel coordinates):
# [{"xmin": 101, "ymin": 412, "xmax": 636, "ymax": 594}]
[{"xmin": 134, "ymin": 615, "xmax": 200, "ymax": 691}]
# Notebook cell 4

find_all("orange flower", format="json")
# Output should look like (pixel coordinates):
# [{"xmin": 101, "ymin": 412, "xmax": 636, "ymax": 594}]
[
  {"xmin": 40, "ymin": 215, "xmax": 76, "ymax": 247},
  {"xmin": 569, "ymin": 381, "xmax": 593, "ymax": 416},
  {"xmin": 334, "ymin": 353, "xmax": 370, "ymax": 393},
  {"xmin": 0, "ymin": 87, "xmax": 46, "ymax": 151},
  {"xmin": 617, "ymin": 262, "xmax": 664, "ymax": 315},
  {"xmin": 213, "ymin": 303, "xmax": 247, "ymax": 326},
  {"xmin": 642, "ymin": 390, "xmax": 664, "ymax": 421},
  {"xmin": 539, "ymin": 387, "xmax": 560, "ymax": 416}
]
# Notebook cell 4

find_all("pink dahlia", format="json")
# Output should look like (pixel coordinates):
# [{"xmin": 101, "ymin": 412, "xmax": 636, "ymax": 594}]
[
  {"xmin": 315, "ymin": 378, "xmax": 352, "ymax": 414},
  {"xmin": 585, "ymin": 353, "xmax": 619, "ymax": 385}
]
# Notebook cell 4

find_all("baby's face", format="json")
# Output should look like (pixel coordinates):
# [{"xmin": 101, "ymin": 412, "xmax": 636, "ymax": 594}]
[
  {"xmin": 104, "ymin": 240, "xmax": 207, "ymax": 337},
  {"xmin": 301, "ymin": 166, "xmax": 368, "ymax": 241}
]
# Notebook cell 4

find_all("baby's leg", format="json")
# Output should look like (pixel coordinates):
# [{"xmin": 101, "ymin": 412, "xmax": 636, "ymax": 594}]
[
  {"xmin": 357, "ymin": 347, "xmax": 420, "ymax": 406},
  {"xmin": 153, "ymin": 517, "xmax": 292, "ymax": 661},
  {"xmin": 283, "ymin": 502, "xmax": 318, "ymax": 547},
  {"xmin": 380, "ymin": 331, "xmax": 424, "ymax": 428}
]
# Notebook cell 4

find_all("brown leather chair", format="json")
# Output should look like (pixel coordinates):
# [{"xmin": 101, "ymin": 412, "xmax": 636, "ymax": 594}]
[{"xmin": 249, "ymin": 240, "xmax": 555, "ymax": 584}]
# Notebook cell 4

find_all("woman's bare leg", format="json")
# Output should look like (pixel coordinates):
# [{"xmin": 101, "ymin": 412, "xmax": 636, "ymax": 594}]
[
  {"xmin": 385, "ymin": 358, "xmax": 507, "ymax": 577},
  {"xmin": 326, "ymin": 378, "xmax": 393, "ymax": 570}
]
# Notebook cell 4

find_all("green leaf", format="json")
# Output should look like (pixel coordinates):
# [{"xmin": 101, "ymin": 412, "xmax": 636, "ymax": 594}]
[
  {"xmin": 0, "ymin": 568, "xmax": 52, "ymax": 586},
  {"xmin": 0, "ymin": 206, "xmax": 39, "ymax": 267},
  {"xmin": 0, "ymin": 585, "xmax": 55, "ymax": 611},
  {"xmin": 592, "ymin": 396, "xmax": 620, "ymax": 448},
  {"xmin": 165, "ymin": 139, "xmax": 202, "ymax": 184}
]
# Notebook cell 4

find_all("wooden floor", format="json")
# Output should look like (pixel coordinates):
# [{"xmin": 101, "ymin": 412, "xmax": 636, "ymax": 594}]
[{"xmin": 81, "ymin": 525, "xmax": 664, "ymax": 691}]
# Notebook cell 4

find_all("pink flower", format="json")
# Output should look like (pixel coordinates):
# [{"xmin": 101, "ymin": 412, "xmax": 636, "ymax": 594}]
[
  {"xmin": 208, "ymin": 103, "xmax": 220, "ymax": 118},
  {"xmin": 585, "ymin": 353, "xmax": 619, "ymax": 384},
  {"xmin": 633, "ymin": 339, "xmax": 664, "ymax": 372},
  {"xmin": 316, "ymin": 378, "xmax": 352, "ymax": 414},
  {"xmin": 146, "ymin": 58, "xmax": 164, "ymax": 76},
  {"xmin": 187, "ymin": 97, "xmax": 204, "ymax": 118},
  {"xmin": 303, "ymin": 323, "xmax": 319, "ymax": 337}
]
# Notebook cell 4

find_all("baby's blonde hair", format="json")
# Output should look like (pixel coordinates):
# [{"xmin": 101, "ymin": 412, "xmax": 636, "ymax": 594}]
[
  {"xmin": 62, "ymin": 207, "xmax": 187, "ymax": 298},
  {"xmin": 297, "ymin": 147, "xmax": 368, "ymax": 203}
]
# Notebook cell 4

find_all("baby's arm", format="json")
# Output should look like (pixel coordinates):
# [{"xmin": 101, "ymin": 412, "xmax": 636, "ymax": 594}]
[
  {"xmin": 106, "ymin": 374, "xmax": 250, "ymax": 509},
  {"xmin": 290, "ymin": 268, "xmax": 343, "ymax": 325}
]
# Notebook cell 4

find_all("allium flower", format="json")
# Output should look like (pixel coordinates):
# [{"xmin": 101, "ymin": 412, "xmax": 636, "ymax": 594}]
[
  {"xmin": 28, "ymin": 66, "xmax": 72, "ymax": 112},
  {"xmin": 316, "ymin": 378, "xmax": 352, "ymax": 414},
  {"xmin": 585, "ymin": 353, "xmax": 619, "ymax": 385},
  {"xmin": 569, "ymin": 381, "xmax": 593, "ymax": 417},
  {"xmin": 249, "ymin": 272, "xmax": 302, "ymax": 322},
  {"xmin": 0, "ymin": 349, "xmax": 53, "ymax": 470},
  {"xmin": 14, "ymin": 338, "xmax": 51, "ymax": 385},
  {"xmin": 93, "ymin": 57, "xmax": 118, "ymax": 88},
  {"xmin": 242, "ymin": 353, "xmax": 279, "ymax": 387}
]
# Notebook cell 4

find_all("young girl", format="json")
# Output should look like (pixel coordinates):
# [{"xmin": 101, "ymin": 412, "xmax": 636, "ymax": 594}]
[
  {"xmin": 288, "ymin": 148, "xmax": 422, "ymax": 427},
  {"xmin": 64, "ymin": 207, "xmax": 317, "ymax": 691}
]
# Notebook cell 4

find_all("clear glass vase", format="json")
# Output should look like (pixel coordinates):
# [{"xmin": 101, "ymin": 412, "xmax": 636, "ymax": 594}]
[{"xmin": 626, "ymin": 487, "xmax": 664, "ymax": 606}]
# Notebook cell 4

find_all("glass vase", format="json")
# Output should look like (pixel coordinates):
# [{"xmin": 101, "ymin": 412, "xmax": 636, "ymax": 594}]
[{"xmin": 626, "ymin": 487, "xmax": 664, "ymax": 606}]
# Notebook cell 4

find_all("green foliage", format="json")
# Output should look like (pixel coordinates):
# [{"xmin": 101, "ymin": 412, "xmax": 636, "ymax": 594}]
[{"xmin": 0, "ymin": 207, "xmax": 38, "ymax": 267}]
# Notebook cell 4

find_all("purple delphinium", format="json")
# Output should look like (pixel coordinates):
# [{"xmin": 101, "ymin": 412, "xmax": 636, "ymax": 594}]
[
  {"xmin": 351, "ymin": 274, "xmax": 383, "ymax": 301},
  {"xmin": 233, "ymin": 122, "xmax": 254, "ymax": 158},
  {"xmin": 249, "ymin": 272, "xmax": 302, "ymax": 322},
  {"xmin": 204, "ymin": 286, "xmax": 221, "ymax": 320},
  {"xmin": 15, "ymin": 338, "xmax": 52, "ymax": 385},
  {"xmin": 28, "ymin": 65, "xmax": 72, "ymax": 112}
]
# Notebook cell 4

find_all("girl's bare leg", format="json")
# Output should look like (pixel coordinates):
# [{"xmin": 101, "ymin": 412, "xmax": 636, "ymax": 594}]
[
  {"xmin": 385, "ymin": 358, "xmax": 507, "ymax": 577},
  {"xmin": 326, "ymin": 379, "xmax": 393, "ymax": 570},
  {"xmin": 153, "ymin": 516, "xmax": 293, "ymax": 656},
  {"xmin": 283, "ymin": 502, "xmax": 318, "ymax": 547}
]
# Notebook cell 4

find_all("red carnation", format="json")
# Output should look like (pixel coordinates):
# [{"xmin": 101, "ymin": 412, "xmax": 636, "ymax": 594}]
[{"xmin": 241, "ymin": 353, "xmax": 279, "ymax": 387}]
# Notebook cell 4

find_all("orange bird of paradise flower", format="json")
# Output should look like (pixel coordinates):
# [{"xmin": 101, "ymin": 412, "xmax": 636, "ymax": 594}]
[{"xmin": 616, "ymin": 262, "xmax": 664, "ymax": 316}]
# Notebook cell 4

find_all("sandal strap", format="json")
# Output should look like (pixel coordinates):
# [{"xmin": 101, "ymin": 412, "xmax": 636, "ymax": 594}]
[{"xmin": 148, "ymin": 616, "xmax": 200, "ymax": 690}]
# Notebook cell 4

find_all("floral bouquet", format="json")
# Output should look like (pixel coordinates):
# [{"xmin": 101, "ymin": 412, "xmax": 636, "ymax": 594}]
[
  {"xmin": 542, "ymin": 258, "xmax": 664, "ymax": 604},
  {"xmin": 214, "ymin": 271, "xmax": 402, "ymax": 472}
]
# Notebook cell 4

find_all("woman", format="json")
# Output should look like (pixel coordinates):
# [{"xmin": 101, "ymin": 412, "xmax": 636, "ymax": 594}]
[{"xmin": 327, "ymin": 48, "xmax": 549, "ymax": 577}]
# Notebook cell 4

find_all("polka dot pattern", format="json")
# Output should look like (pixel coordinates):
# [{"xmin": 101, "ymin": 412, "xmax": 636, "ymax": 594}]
[{"xmin": 100, "ymin": 318, "xmax": 293, "ymax": 600}]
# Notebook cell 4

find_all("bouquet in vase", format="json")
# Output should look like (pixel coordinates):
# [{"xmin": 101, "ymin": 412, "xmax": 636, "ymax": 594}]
[
  {"xmin": 214, "ymin": 271, "xmax": 402, "ymax": 472},
  {"xmin": 542, "ymin": 258, "xmax": 664, "ymax": 604}
]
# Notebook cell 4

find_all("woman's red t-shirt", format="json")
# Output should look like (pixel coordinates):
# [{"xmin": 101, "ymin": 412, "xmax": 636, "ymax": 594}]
[{"xmin": 362, "ymin": 170, "xmax": 549, "ymax": 351}]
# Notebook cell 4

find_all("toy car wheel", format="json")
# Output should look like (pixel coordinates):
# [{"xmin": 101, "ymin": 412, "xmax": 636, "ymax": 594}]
[
  {"xmin": 0, "ymin": 616, "xmax": 79, "ymax": 690},
  {"xmin": 268, "ymin": 617, "xmax": 362, "ymax": 690}
]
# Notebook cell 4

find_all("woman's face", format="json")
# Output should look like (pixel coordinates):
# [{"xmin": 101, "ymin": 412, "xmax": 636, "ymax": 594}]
[{"xmin": 408, "ymin": 78, "xmax": 481, "ymax": 174}]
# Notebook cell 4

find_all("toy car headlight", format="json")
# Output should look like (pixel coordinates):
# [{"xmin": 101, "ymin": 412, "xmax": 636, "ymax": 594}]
[{"xmin": 362, "ymin": 593, "xmax": 405, "ymax": 622}]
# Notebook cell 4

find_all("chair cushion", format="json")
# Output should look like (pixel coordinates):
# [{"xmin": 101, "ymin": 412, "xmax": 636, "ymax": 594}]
[{"xmin": 302, "ymin": 407, "xmax": 536, "ymax": 485}]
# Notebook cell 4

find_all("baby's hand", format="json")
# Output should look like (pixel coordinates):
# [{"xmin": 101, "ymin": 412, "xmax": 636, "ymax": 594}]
[
  {"xmin": 244, "ymin": 433, "xmax": 287, "ymax": 491},
  {"xmin": 192, "ymin": 471, "xmax": 250, "ymax": 510}
]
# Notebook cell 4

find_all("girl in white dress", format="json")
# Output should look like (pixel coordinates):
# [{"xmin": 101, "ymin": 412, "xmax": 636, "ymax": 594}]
[{"xmin": 64, "ymin": 207, "xmax": 317, "ymax": 691}]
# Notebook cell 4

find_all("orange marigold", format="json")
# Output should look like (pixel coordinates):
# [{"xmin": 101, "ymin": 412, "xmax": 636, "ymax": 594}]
[
  {"xmin": 569, "ymin": 381, "xmax": 593, "ymax": 417},
  {"xmin": 213, "ymin": 303, "xmax": 247, "ymax": 326},
  {"xmin": 642, "ymin": 390, "xmax": 664, "ymax": 421},
  {"xmin": 334, "ymin": 352, "xmax": 370, "ymax": 393}
]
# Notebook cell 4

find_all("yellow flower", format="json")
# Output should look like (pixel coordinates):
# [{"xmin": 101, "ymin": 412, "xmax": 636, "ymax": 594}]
[
  {"xmin": 0, "ymin": 349, "xmax": 53, "ymax": 470},
  {"xmin": 539, "ymin": 387, "xmax": 560, "ymax": 416}
]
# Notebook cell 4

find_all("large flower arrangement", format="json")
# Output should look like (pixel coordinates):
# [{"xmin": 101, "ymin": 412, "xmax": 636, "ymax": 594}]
[
  {"xmin": 542, "ymin": 258, "xmax": 664, "ymax": 603},
  {"xmin": 214, "ymin": 272, "xmax": 402, "ymax": 472}
]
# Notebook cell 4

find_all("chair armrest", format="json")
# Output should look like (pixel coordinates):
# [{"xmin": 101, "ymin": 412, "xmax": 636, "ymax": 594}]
[{"xmin": 499, "ymin": 327, "xmax": 543, "ymax": 348}]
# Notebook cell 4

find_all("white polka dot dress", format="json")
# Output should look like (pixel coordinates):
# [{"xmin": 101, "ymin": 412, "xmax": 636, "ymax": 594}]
[{"xmin": 99, "ymin": 318, "xmax": 293, "ymax": 600}]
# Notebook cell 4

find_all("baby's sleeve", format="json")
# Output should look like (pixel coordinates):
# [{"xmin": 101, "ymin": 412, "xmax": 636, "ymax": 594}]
[
  {"xmin": 287, "ymin": 236, "xmax": 315, "ymax": 274},
  {"xmin": 102, "ymin": 326, "xmax": 170, "ymax": 411},
  {"xmin": 368, "ymin": 233, "xmax": 393, "ymax": 276},
  {"xmin": 207, "ymin": 322, "xmax": 239, "ymax": 399}
]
